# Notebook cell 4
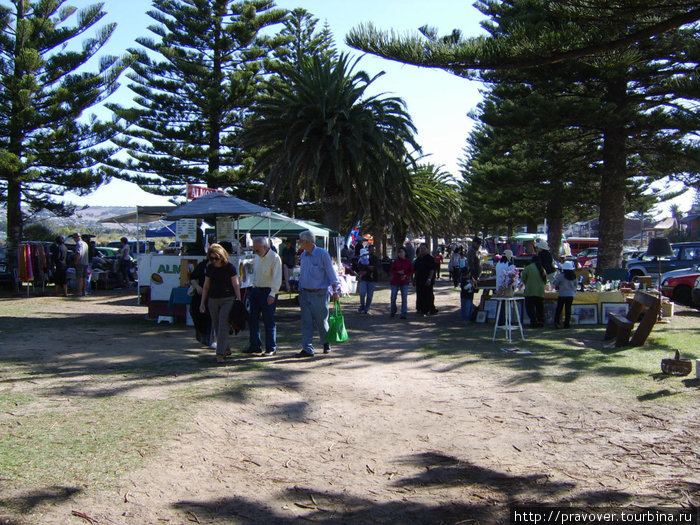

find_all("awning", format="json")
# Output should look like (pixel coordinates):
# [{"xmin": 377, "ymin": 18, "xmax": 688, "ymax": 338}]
[
  {"xmin": 164, "ymin": 193, "xmax": 270, "ymax": 221},
  {"xmin": 234, "ymin": 214, "xmax": 328, "ymax": 239},
  {"xmin": 99, "ymin": 205, "xmax": 177, "ymax": 224}
]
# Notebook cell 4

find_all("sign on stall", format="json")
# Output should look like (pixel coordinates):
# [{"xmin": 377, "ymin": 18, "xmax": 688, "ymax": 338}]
[
  {"xmin": 176, "ymin": 218, "xmax": 198, "ymax": 242},
  {"xmin": 186, "ymin": 184, "xmax": 226, "ymax": 200},
  {"xmin": 216, "ymin": 217, "xmax": 235, "ymax": 242}
]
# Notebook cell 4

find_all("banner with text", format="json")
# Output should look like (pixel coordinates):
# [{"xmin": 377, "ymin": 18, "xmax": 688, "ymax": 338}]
[{"xmin": 186, "ymin": 184, "xmax": 226, "ymax": 200}]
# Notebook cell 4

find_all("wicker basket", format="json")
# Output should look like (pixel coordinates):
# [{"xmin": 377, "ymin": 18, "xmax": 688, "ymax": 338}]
[{"xmin": 661, "ymin": 350, "xmax": 692, "ymax": 376}]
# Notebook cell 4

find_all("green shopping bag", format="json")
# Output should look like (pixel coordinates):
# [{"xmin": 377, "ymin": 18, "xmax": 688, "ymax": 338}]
[{"xmin": 326, "ymin": 301, "xmax": 349, "ymax": 343}]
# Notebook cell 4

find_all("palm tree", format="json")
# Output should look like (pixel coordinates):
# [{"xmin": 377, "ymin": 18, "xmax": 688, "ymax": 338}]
[
  {"xmin": 389, "ymin": 163, "xmax": 462, "ymax": 251},
  {"xmin": 240, "ymin": 53, "xmax": 419, "ymax": 230}
]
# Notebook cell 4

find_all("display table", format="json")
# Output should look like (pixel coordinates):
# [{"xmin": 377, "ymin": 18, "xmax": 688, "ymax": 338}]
[
  {"xmin": 492, "ymin": 296, "xmax": 526, "ymax": 342},
  {"xmin": 543, "ymin": 290, "xmax": 627, "ymax": 322}
]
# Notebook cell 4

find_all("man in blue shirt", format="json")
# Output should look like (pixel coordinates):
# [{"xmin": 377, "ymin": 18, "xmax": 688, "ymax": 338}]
[{"xmin": 295, "ymin": 230, "xmax": 340, "ymax": 358}]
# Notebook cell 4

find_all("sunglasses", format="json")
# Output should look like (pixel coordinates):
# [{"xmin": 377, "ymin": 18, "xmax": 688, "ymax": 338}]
[{"xmin": 209, "ymin": 255, "xmax": 221, "ymax": 261}]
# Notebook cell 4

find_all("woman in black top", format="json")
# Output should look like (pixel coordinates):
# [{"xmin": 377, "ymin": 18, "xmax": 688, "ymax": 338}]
[
  {"xmin": 414, "ymin": 243, "xmax": 437, "ymax": 316},
  {"xmin": 199, "ymin": 243, "xmax": 242, "ymax": 363}
]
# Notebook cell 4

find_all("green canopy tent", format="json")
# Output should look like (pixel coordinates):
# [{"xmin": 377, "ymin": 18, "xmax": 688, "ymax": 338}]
[{"xmin": 228, "ymin": 214, "xmax": 342, "ymax": 262}]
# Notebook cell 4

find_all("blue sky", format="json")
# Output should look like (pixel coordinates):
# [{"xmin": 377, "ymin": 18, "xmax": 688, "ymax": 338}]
[{"xmin": 63, "ymin": 0, "xmax": 487, "ymax": 207}]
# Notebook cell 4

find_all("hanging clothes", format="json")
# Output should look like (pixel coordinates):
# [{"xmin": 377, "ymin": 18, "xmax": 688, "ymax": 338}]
[
  {"xmin": 19, "ymin": 244, "xmax": 32, "ymax": 282},
  {"xmin": 31, "ymin": 244, "xmax": 47, "ymax": 281}
]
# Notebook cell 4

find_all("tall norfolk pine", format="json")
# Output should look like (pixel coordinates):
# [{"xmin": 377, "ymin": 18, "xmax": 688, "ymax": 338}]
[
  {"xmin": 106, "ymin": 0, "xmax": 287, "ymax": 197},
  {"xmin": 349, "ymin": 1, "xmax": 699, "ymax": 270},
  {"xmin": 1, "ymin": 0, "xmax": 128, "ymax": 287}
]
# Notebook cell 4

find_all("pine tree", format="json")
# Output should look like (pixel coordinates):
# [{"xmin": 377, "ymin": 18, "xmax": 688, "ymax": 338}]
[
  {"xmin": 106, "ymin": 0, "xmax": 287, "ymax": 197},
  {"xmin": 349, "ymin": 0, "xmax": 699, "ymax": 270},
  {"xmin": 0, "ymin": 0, "xmax": 128, "ymax": 288},
  {"xmin": 269, "ymin": 7, "xmax": 336, "ymax": 77}
]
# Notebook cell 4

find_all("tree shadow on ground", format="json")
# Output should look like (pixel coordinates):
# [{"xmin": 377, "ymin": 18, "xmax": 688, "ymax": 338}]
[
  {"xmin": 0, "ymin": 283, "xmax": 696, "ymax": 405},
  {"xmin": 0, "ymin": 486, "xmax": 82, "ymax": 515},
  {"xmin": 170, "ymin": 452, "xmax": 655, "ymax": 525}
]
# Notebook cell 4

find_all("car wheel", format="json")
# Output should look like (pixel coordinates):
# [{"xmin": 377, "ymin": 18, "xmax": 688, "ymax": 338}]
[{"xmin": 674, "ymin": 285, "xmax": 693, "ymax": 306}]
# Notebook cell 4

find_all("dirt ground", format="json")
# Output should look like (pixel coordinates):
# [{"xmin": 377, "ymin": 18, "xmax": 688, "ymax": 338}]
[{"xmin": 1, "ymin": 281, "xmax": 699, "ymax": 525}]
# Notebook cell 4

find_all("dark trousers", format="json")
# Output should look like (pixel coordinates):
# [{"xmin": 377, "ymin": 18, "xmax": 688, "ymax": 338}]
[
  {"xmin": 555, "ymin": 296, "xmax": 574, "ymax": 327},
  {"xmin": 190, "ymin": 293, "xmax": 211, "ymax": 345},
  {"xmin": 415, "ymin": 281, "xmax": 435, "ymax": 314},
  {"xmin": 119, "ymin": 259, "xmax": 131, "ymax": 283},
  {"xmin": 248, "ymin": 287, "xmax": 277, "ymax": 352},
  {"xmin": 525, "ymin": 296, "xmax": 544, "ymax": 327}
]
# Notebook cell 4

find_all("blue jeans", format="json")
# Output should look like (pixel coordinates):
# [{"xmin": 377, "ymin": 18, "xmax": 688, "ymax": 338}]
[
  {"xmin": 390, "ymin": 284, "xmax": 408, "ymax": 316},
  {"xmin": 358, "ymin": 281, "xmax": 376, "ymax": 312},
  {"xmin": 461, "ymin": 294, "xmax": 475, "ymax": 321},
  {"xmin": 248, "ymin": 287, "xmax": 277, "ymax": 352},
  {"xmin": 300, "ymin": 289, "xmax": 330, "ymax": 355}
]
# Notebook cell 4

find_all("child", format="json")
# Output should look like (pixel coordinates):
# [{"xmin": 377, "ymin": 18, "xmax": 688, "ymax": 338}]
[{"xmin": 553, "ymin": 261, "xmax": 578, "ymax": 328}]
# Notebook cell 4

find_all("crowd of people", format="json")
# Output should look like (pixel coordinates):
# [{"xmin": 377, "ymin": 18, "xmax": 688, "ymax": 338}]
[
  {"xmin": 183, "ymin": 232, "xmax": 583, "ymax": 363},
  {"xmin": 45, "ymin": 233, "xmax": 136, "ymax": 298},
  {"xmin": 46, "ymin": 227, "xmax": 581, "ymax": 363}
]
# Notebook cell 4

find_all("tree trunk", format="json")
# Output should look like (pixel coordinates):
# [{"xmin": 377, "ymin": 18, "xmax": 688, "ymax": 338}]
[
  {"xmin": 381, "ymin": 231, "xmax": 389, "ymax": 258},
  {"xmin": 207, "ymin": 15, "xmax": 223, "ymax": 188},
  {"xmin": 321, "ymin": 192, "xmax": 345, "ymax": 233},
  {"xmin": 6, "ymin": 0, "xmax": 26, "ymax": 293},
  {"xmin": 597, "ymin": 77, "xmax": 627, "ymax": 275},
  {"xmin": 546, "ymin": 183, "xmax": 564, "ymax": 262},
  {"xmin": 392, "ymin": 226, "xmax": 407, "ymax": 255},
  {"xmin": 6, "ymin": 179, "xmax": 22, "ymax": 293}
]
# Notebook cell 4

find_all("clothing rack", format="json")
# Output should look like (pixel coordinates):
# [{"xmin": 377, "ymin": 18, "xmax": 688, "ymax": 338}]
[{"xmin": 17, "ymin": 243, "xmax": 49, "ymax": 296}]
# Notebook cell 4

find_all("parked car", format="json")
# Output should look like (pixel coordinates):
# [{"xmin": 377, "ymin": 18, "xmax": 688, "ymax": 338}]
[
  {"xmin": 106, "ymin": 240, "xmax": 156, "ymax": 255},
  {"xmin": 96, "ymin": 246, "xmax": 120, "ymax": 259},
  {"xmin": 161, "ymin": 241, "xmax": 182, "ymax": 254},
  {"xmin": 626, "ymin": 241, "xmax": 700, "ymax": 284},
  {"xmin": 622, "ymin": 248, "xmax": 646, "ymax": 262},
  {"xmin": 576, "ymin": 247, "xmax": 598, "ymax": 266},
  {"xmin": 661, "ymin": 266, "xmax": 700, "ymax": 306}
]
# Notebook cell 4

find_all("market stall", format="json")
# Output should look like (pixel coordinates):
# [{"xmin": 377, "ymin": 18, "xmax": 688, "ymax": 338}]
[
  {"xmin": 135, "ymin": 193, "xmax": 271, "ymax": 320},
  {"xmin": 135, "ymin": 193, "xmax": 348, "ymax": 320}
]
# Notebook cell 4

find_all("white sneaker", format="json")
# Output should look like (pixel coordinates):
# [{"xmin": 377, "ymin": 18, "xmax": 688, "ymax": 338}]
[{"xmin": 209, "ymin": 342, "xmax": 217, "ymax": 350}]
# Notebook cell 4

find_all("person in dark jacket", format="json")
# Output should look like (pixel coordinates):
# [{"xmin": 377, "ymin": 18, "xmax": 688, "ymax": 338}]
[
  {"xmin": 353, "ymin": 245, "xmax": 380, "ymax": 314},
  {"xmin": 189, "ymin": 259, "xmax": 212, "ymax": 346},
  {"xmin": 50, "ymin": 235, "xmax": 68, "ymax": 297},
  {"xmin": 461, "ymin": 236, "xmax": 482, "ymax": 321},
  {"xmin": 536, "ymin": 239, "xmax": 556, "ymax": 280},
  {"xmin": 414, "ymin": 243, "xmax": 437, "ymax": 316}
]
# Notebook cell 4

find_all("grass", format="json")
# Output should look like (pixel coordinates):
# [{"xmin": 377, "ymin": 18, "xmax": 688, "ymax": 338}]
[
  {"xmin": 420, "ymin": 310, "xmax": 699, "ymax": 407},
  {"xmin": 0, "ymin": 392, "xmax": 186, "ymax": 494}
]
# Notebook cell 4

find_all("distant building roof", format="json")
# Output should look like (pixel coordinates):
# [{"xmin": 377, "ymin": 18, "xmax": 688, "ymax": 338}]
[{"xmin": 647, "ymin": 217, "xmax": 677, "ymax": 231}]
